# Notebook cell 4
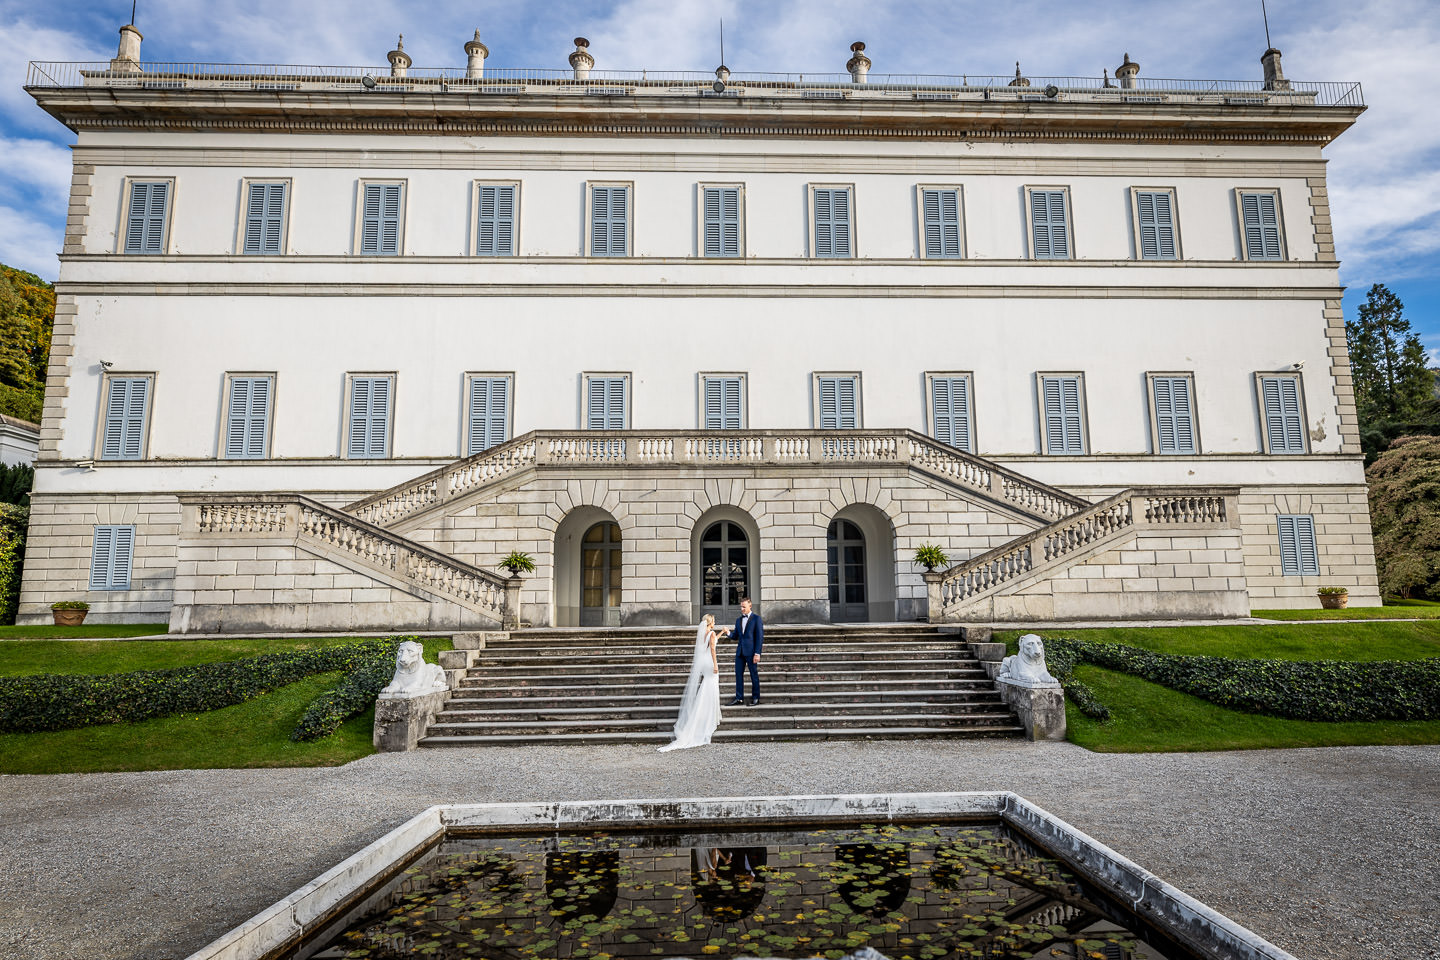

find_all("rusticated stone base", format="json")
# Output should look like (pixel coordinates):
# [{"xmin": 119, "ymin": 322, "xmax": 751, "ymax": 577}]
[{"xmin": 373, "ymin": 689, "xmax": 448, "ymax": 752}]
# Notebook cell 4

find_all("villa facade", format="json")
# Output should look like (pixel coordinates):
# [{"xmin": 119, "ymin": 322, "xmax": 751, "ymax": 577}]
[{"xmin": 17, "ymin": 28, "xmax": 1378, "ymax": 630}]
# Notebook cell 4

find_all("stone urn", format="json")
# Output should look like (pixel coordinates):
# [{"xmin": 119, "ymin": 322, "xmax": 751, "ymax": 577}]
[
  {"xmin": 51, "ymin": 604, "xmax": 89, "ymax": 625},
  {"xmin": 1318, "ymin": 589, "xmax": 1349, "ymax": 610}
]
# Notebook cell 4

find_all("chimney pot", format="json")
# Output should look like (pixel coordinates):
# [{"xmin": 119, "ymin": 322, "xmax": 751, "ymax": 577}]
[
  {"xmin": 846, "ymin": 40, "xmax": 871, "ymax": 83},
  {"xmin": 465, "ymin": 29, "xmax": 489, "ymax": 79},
  {"xmin": 387, "ymin": 34, "xmax": 412, "ymax": 78},
  {"xmin": 1115, "ymin": 52, "xmax": 1140, "ymax": 89},
  {"xmin": 1261, "ymin": 47, "xmax": 1291, "ymax": 91},
  {"xmin": 569, "ymin": 37, "xmax": 594, "ymax": 80}
]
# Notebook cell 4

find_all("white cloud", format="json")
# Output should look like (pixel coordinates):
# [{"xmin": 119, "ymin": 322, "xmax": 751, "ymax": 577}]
[
  {"xmin": 0, "ymin": 136, "xmax": 72, "ymax": 208},
  {"xmin": 0, "ymin": 204, "xmax": 61, "ymax": 280}
]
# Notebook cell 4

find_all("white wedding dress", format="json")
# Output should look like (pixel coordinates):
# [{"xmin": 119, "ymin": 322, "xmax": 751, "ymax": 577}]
[{"xmin": 658, "ymin": 622, "xmax": 721, "ymax": 752}]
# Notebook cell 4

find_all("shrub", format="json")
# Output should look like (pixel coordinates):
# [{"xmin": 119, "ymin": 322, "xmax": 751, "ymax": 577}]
[
  {"xmin": 0, "ymin": 637, "xmax": 402, "ymax": 734},
  {"xmin": 50, "ymin": 600, "xmax": 89, "ymax": 611},
  {"xmin": 913, "ymin": 544, "xmax": 949, "ymax": 571},
  {"xmin": 1046, "ymin": 637, "xmax": 1440, "ymax": 723},
  {"xmin": 1317, "ymin": 587, "xmax": 1349, "ymax": 596},
  {"xmin": 290, "ymin": 643, "xmax": 410, "ymax": 742},
  {"xmin": 0, "ymin": 505, "xmax": 26, "ymax": 625},
  {"xmin": 0, "ymin": 463, "xmax": 32, "ymax": 506},
  {"xmin": 498, "ymin": 551, "xmax": 536, "ymax": 575},
  {"xmin": 1035, "ymin": 638, "xmax": 1110, "ymax": 721},
  {"xmin": 1366, "ymin": 435, "xmax": 1440, "ymax": 599}
]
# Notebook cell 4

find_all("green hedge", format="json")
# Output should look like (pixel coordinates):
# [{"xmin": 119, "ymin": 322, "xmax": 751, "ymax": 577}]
[
  {"xmin": 1048, "ymin": 637, "xmax": 1440, "ymax": 722},
  {"xmin": 0, "ymin": 504, "xmax": 27, "ymax": 625},
  {"xmin": 1036, "ymin": 640, "xmax": 1110, "ymax": 721},
  {"xmin": 290, "ymin": 646, "xmax": 405, "ymax": 742},
  {"xmin": 0, "ymin": 637, "xmax": 402, "ymax": 734}
]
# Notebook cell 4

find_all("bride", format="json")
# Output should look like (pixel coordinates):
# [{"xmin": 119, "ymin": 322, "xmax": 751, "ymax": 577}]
[{"xmin": 658, "ymin": 615, "xmax": 727, "ymax": 752}]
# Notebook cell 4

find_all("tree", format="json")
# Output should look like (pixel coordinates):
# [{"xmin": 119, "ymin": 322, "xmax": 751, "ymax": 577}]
[
  {"xmin": 1366, "ymin": 434, "xmax": 1440, "ymax": 599},
  {"xmin": 0, "ymin": 264, "xmax": 54, "ymax": 424},
  {"xmin": 1347, "ymin": 284, "xmax": 1433, "ymax": 425}
]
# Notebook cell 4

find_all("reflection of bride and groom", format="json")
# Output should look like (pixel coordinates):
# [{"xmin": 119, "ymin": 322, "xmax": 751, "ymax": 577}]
[{"xmin": 658, "ymin": 598, "xmax": 764, "ymax": 752}]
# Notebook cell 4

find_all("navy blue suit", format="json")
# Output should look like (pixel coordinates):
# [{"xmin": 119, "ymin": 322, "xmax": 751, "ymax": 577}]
[{"xmin": 733, "ymin": 612, "xmax": 763, "ymax": 701}]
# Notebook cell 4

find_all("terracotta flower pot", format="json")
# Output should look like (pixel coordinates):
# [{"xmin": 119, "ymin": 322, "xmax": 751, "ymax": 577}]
[
  {"xmin": 1318, "ymin": 593, "xmax": 1349, "ymax": 610},
  {"xmin": 52, "ymin": 609, "xmax": 88, "ymax": 626}
]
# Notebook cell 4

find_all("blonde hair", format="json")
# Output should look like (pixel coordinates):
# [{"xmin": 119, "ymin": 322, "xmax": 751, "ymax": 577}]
[{"xmin": 703, "ymin": 614, "xmax": 715, "ymax": 630}]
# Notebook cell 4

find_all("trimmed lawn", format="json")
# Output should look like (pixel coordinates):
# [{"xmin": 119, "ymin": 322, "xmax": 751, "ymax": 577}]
[
  {"xmin": 1253, "ymin": 605, "xmax": 1440, "ymax": 621},
  {"xmin": 0, "ymin": 623, "xmax": 167, "ymax": 640},
  {"xmin": 0, "ymin": 636, "xmax": 452, "ymax": 774},
  {"xmin": 1065, "ymin": 664, "xmax": 1440, "ymax": 753},
  {"xmin": 0, "ymin": 634, "xmax": 430, "ymax": 677},
  {"xmin": 998, "ymin": 621, "xmax": 1440, "ymax": 662},
  {"xmin": 997, "ymin": 622, "xmax": 1440, "ymax": 753}
]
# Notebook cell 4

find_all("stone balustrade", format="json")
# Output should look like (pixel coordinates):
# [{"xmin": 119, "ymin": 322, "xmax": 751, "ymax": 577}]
[
  {"xmin": 932, "ymin": 487, "xmax": 1237, "ymax": 619},
  {"xmin": 184, "ymin": 494, "xmax": 508, "ymax": 623},
  {"xmin": 343, "ymin": 429, "xmax": 1087, "ymax": 530}
]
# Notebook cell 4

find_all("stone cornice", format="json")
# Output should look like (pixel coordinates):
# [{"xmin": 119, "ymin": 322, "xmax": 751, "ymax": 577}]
[{"xmin": 30, "ymin": 86, "xmax": 1364, "ymax": 145}]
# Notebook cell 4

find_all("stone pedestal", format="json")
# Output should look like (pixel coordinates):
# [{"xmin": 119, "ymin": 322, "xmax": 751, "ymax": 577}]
[
  {"xmin": 996, "ymin": 679, "xmax": 1066, "ymax": 742},
  {"xmin": 373, "ymin": 689, "xmax": 448, "ymax": 752},
  {"xmin": 502, "ymin": 578, "xmax": 523, "ymax": 629}
]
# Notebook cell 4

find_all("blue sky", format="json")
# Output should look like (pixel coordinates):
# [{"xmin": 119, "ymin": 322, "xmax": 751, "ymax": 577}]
[{"xmin": 2, "ymin": 0, "xmax": 1438, "ymax": 355}]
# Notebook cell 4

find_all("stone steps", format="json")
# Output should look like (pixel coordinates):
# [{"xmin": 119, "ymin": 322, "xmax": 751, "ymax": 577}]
[{"xmin": 419, "ymin": 625, "xmax": 1020, "ymax": 746}]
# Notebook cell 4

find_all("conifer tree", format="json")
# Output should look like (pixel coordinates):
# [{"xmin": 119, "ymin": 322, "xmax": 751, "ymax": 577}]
[{"xmin": 1346, "ymin": 283, "xmax": 1432, "ymax": 425}]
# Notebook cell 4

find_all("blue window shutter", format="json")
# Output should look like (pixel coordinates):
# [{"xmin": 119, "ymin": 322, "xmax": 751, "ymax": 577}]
[
  {"xmin": 360, "ymin": 184, "xmax": 401, "ymax": 255},
  {"xmin": 814, "ymin": 188, "xmax": 851, "ymax": 258},
  {"xmin": 1031, "ymin": 190, "xmax": 1069, "ymax": 260},
  {"xmin": 360, "ymin": 184, "xmax": 382, "ymax": 254},
  {"xmin": 1261, "ymin": 377, "xmax": 1304, "ymax": 453},
  {"xmin": 588, "ymin": 377, "xmax": 626, "ymax": 429},
  {"xmin": 380, "ymin": 184, "xmax": 401, "ymax": 254},
  {"xmin": 225, "ymin": 376, "xmax": 271, "ymax": 459},
  {"xmin": 1153, "ymin": 377, "xmax": 1195, "ymax": 454},
  {"xmin": 931, "ymin": 376, "xmax": 972, "ymax": 452},
  {"xmin": 1043, "ymin": 376, "xmax": 1084, "ymax": 454},
  {"xmin": 703, "ymin": 187, "xmax": 740, "ymax": 258},
  {"xmin": 243, "ymin": 182, "xmax": 286, "ymax": 255},
  {"xmin": 923, "ymin": 189, "xmax": 962, "ymax": 258},
  {"xmin": 476, "ymin": 185, "xmax": 516, "ymax": 256},
  {"xmin": 102, "ymin": 377, "xmax": 149, "ymax": 461},
  {"xmin": 1136, "ymin": 191, "xmax": 1177, "ymax": 260},
  {"xmin": 1242, "ymin": 193, "xmax": 1282, "ymax": 260},
  {"xmin": 703, "ymin": 377, "xmax": 742, "ymax": 429},
  {"xmin": 592, "ymin": 187, "xmax": 629, "ymax": 257},
  {"xmin": 817, "ymin": 376, "xmax": 858, "ymax": 429},
  {"xmin": 125, "ymin": 181, "xmax": 169, "ymax": 254},
  {"xmin": 1277, "ymin": 515, "xmax": 1319, "ymax": 576},
  {"xmin": 90, "ymin": 525, "xmax": 134, "ymax": 590},
  {"xmin": 348, "ymin": 377, "xmax": 391, "ymax": 458},
  {"xmin": 468, "ymin": 377, "xmax": 510, "ymax": 454}
]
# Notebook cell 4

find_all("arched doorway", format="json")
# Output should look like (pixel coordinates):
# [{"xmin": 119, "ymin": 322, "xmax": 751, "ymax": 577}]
[
  {"xmin": 827, "ymin": 519, "xmax": 868, "ymax": 622},
  {"xmin": 700, "ymin": 520, "xmax": 750, "ymax": 623},
  {"xmin": 580, "ymin": 521, "xmax": 622, "ymax": 626}
]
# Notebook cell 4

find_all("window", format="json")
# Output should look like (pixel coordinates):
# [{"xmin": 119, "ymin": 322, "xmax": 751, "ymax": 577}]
[
  {"xmin": 346, "ymin": 375, "xmax": 394, "ymax": 458},
  {"xmin": 465, "ymin": 375, "xmax": 511, "ymax": 454},
  {"xmin": 918, "ymin": 187, "xmax": 964, "ymax": 259},
  {"xmin": 89, "ymin": 525, "xmax": 135, "ymax": 591},
  {"xmin": 223, "ymin": 375, "xmax": 273, "ymax": 459},
  {"xmin": 814, "ymin": 374, "xmax": 861, "ymax": 429},
  {"xmin": 700, "ymin": 185, "xmax": 742, "ymax": 258},
  {"xmin": 240, "ymin": 181, "xmax": 288, "ymax": 255},
  {"xmin": 586, "ymin": 375, "xmax": 629, "ymax": 429},
  {"xmin": 810, "ymin": 186, "xmax": 854, "ymax": 258},
  {"xmin": 927, "ymin": 373, "xmax": 974, "ymax": 452},
  {"xmin": 1277, "ymin": 515, "xmax": 1319, "ymax": 576},
  {"xmin": 357, "ymin": 181, "xmax": 404, "ymax": 255},
  {"xmin": 700, "ymin": 375, "xmax": 745, "ymax": 429},
  {"xmin": 588, "ymin": 184, "xmax": 631, "ymax": 257},
  {"xmin": 1256, "ymin": 373, "xmax": 1307, "ymax": 454},
  {"xmin": 1236, "ymin": 189, "xmax": 1285, "ymax": 261},
  {"xmin": 1038, "ymin": 374, "xmax": 1087, "ymax": 455},
  {"xmin": 122, "ymin": 179, "xmax": 173, "ymax": 254},
  {"xmin": 1132, "ymin": 188, "xmax": 1179, "ymax": 260},
  {"xmin": 1026, "ymin": 187, "xmax": 1071, "ymax": 260},
  {"xmin": 98, "ymin": 375, "xmax": 152, "ymax": 461},
  {"xmin": 1147, "ymin": 373, "xmax": 1198, "ymax": 455},
  {"xmin": 474, "ymin": 183, "xmax": 517, "ymax": 256}
]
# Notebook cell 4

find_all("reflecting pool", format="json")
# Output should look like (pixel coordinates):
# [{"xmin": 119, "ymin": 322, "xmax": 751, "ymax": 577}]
[{"xmin": 314, "ymin": 821, "xmax": 1192, "ymax": 959}]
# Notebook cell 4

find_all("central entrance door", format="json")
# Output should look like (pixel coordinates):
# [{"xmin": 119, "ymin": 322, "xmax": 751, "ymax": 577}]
[
  {"xmin": 700, "ymin": 521, "xmax": 749, "ymax": 623},
  {"xmin": 827, "ymin": 519, "xmax": 868, "ymax": 622},
  {"xmin": 580, "ymin": 522, "xmax": 622, "ymax": 626}
]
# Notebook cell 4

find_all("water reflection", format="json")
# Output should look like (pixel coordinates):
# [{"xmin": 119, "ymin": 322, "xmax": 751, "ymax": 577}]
[
  {"xmin": 692, "ymin": 846, "xmax": 767, "ymax": 920},
  {"xmin": 833, "ymin": 842, "xmax": 911, "ymax": 915},
  {"xmin": 544, "ymin": 850, "xmax": 619, "ymax": 925}
]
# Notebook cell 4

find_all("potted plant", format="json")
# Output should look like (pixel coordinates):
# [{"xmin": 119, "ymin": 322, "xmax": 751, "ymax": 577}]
[
  {"xmin": 50, "ymin": 600, "xmax": 90, "ymax": 626},
  {"xmin": 913, "ymin": 544, "xmax": 949, "ymax": 573},
  {"xmin": 497, "ymin": 551, "xmax": 536, "ymax": 578},
  {"xmin": 1317, "ymin": 586, "xmax": 1349, "ymax": 610}
]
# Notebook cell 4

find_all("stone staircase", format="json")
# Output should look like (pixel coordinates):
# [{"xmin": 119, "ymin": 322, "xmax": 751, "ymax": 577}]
[{"xmin": 420, "ymin": 625, "xmax": 1025, "ymax": 746}]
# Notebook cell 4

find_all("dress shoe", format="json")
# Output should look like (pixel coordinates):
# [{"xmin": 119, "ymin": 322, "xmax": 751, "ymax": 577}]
[
  {"xmin": 749, "ymin": 697, "xmax": 760, "ymax": 706},
  {"xmin": 727, "ymin": 698, "xmax": 745, "ymax": 706}
]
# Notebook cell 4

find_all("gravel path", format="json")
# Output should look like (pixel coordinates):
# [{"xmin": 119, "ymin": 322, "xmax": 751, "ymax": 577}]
[{"xmin": 2, "ymin": 741, "xmax": 1438, "ymax": 960}]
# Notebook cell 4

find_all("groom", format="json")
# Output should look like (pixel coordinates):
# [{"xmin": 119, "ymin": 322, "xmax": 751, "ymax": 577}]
[{"xmin": 728, "ymin": 597, "xmax": 763, "ymax": 706}]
